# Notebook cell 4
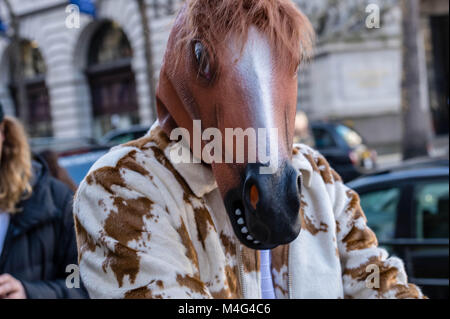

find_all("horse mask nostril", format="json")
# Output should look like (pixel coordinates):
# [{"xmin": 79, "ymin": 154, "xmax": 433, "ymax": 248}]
[
  {"xmin": 249, "ymin": 185, "xmax": 259, "ymax": 210},
  {"xmin": 297, "ymin": 174, "xmax": 302, "ymax": 194}
]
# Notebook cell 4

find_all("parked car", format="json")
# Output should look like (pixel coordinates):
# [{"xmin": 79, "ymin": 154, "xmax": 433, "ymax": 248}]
[
  {"xmin": 30, "ymin": 137, "xmax": 97, "ymax": 154},
  {"xmin": 311, "ymin": 122, "xmax": 377, "ymax": 182},
  {"xmin": 348, "ymin": 158, "xmax": 449, "ymax": 299},
  {"xmin": 58, "ymin": 147, "xmax": 110, "ymax": 185},
  {"xmin": 31, "ymin": 137, "xmax": 109, "ymax": 186},
  {"xmin": 99, "ymin": 125, "xmax": 150, "ymax": 146}
]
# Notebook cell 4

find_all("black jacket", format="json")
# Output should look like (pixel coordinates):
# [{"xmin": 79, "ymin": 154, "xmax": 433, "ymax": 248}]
[{"xmin": 0, "ymin": 157, "xmax": 88, "ymax": 299}]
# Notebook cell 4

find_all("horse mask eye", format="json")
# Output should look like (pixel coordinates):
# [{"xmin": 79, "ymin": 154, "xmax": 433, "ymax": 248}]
[{"xmin": 194, "ymin": 42, "xmax": 211, "ymax": 80}]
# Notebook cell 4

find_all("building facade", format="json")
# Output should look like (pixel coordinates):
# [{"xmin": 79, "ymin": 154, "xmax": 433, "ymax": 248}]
[
  {"xmin": 0, "ymin": 0, "xmax": 448, "ymax": 153},
  {"xmin": 0, "ymin": 0, "xmax": 181, "ymax": 139},
  {"xmin": 296, "ymin": 0, "xmax": 449, "ymax": 152}
]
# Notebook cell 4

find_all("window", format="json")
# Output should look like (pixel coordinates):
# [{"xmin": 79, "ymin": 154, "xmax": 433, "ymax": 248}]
[
  {"xmin": 88, "ymin": 21, "xmax": 133, "ymax": 66},
  {"xmin": 9, "ymin": 40, "xmax": 52, "ymax": 137},
  {"xmin": 312, "ymin": 128, "xmax": 337, "ymax": 149},
  {"xmin": 87, "ymin": 21, "xmax": 139, "ymax": 138},
  {"xmin": 414, "ymin": 181, "xmax": 449, "ymax": 239},
  {"xmin": 10, "ymin": 40, "xmax": 47, "ymax": 80},
  {"xmin": 360, "ymin": 188, "xmax": 401, "ymax": 241},
  {"xmin": 336, "ymin": 125, "xmax": 363, "ymax": 148},
  {"xmin": 109, "ymin": 133, "xmax": 136, "ymax": 145}
]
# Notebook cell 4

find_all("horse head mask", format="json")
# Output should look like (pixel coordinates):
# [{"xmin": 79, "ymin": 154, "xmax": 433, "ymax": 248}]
[{"xmin": 156, "ymin": 0, "xmax": 314, "ymax": 250}]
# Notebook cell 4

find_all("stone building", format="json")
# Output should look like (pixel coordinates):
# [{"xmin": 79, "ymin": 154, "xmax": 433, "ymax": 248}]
[
  {"xmin": 296, "ymin": 0, "xmax": 449, "ymax": 152},
  {"xmin": 0, "ymin": 0, "xmax": 181, "ymax": 139},
  {"xmin": 0, "ymin": 0, "xmax": 448, "ymax": 153}
]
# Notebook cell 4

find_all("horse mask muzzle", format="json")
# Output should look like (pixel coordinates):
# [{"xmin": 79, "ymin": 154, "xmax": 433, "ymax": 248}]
[{"xmin": 224, "ymin": 162, "xmax": 302, "ymax": 250}]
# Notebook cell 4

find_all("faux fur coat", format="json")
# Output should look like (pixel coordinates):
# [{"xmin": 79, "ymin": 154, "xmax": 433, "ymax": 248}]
[{"xmin": 73, "ymin": 123, "xmax": 424, "ymax": 299}]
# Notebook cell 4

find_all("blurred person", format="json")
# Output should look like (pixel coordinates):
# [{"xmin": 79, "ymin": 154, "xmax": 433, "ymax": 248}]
[
  {"xmin": 39, "ymin": 150, "xmax": 78, "ymax": 192},
  {"xmin": 0, "ymin": 104, "xmax": 87, "ymax": 299},
  {"xmin": 293, "ymin": 112, "xmax": 314, "ymax": 147}
]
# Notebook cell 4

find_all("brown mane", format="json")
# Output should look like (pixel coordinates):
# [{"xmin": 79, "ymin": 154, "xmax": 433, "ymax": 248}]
[{"xmin": 175, "ymin": 0, "xmax": 315, "ymax": 70}]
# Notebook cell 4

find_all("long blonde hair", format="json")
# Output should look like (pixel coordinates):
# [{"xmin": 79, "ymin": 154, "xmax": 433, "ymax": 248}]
[{"xmin": 0, "ymin": 116, "xmax": 32, "ymax": 213}]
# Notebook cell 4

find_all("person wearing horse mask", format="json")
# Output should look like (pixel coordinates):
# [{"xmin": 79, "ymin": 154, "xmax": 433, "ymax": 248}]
[{"xmin": 74, "ymin": 0, "xmax": 425, "ymax": 299}]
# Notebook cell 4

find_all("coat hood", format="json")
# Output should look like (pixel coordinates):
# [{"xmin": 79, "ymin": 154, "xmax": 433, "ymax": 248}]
[{"xmin": 10, "ymin": 155, "xmax": 58, "ymax": 237}]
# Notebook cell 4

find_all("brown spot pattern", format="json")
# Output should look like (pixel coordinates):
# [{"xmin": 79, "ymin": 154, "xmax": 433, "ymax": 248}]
[
  {"xmin": 345, "ymin": 190, "xmax": 365, "ymax": 221},
  {"xmin": 74, "ymin": 215, "xmax": 97, "ymax": 262},
  {"xmin": 151, "ymin": 146, "xmax": 195, "ymax": 202},
  {"xmin": 124, "ymin": 136, "xmax": 154, "ymax": 151},
  {"xmin": 302, "ymin": 150, "xmax": 342, "ymax": 184},
  {"xmin": 271, "ymin": 244, "xmax": 289, "ymax": 298},
  {"xmin": 271, "ymin": 244, "xmax": 289, "ymax": 273},
  {"xmin": 176, "ymin": 274, "xmax": 208, "ymax": 296},
  {"xmin": 303, "ymin": 153, "xmax": 320, "ymax": 173},
  {"xmin": 89, "ymin": 166, "xmax": 127, "ymax": 194},
  {"xmin": 241, "ymin": 246, "xmax": 260, "ymax": 274},
  {"xmin": 150, "ymin": 127, "xmax": 171, "ymax": 150},
  {"xmin": 124, "ymin": 286, "xmax": 163, "ymax": 299},
  {"xmin": 331, "ymin": 169, "xmax": 343, "ymax": 183},
  {"xmin": 102, "ymin": 243, "xmax": 141, "ymax": 288},
  {"xmin": 395, "ymin": 284, "xmax": 422, "ymax": 299},
  {"xmin": 343, "ymin": 256, "xmax": 421, "ymax": 298},
  {"xmin": 224, "ymin": 265, "xmax": 241, "ymax": 298},
  {"xmin": 342, "ymin": 226, "xmax": 378, "ymax": 251},
  {"xmin": 274, "ymin": 281, "xmax": 288, "ymax": 297},
  {"xmin": 194, "ymin": 205, "xmax": 217, "ymax": 250},
  {"xmin": 86, "ymin": 174, "xmax": 94, "ymax": 185},
  {"xmin": 211, "ymin": 265, "xmax": 241, "ymax": 299},
  {"xmin": 176, "ymin": 218, "xmax": 200, "ymax": 274},
  {"xmin": 316, "ymin": 156, "xmax": 334, "ymax": 184},
  {"xmin": 124, "ymin": 127, "xmax": 171, "ymax": 151},
  {"xmin": 220, "ymin": 232, "xmax": 236, "ymax": 258},
  {"xmin": 118, "ymin": 151, "xmax": 151, "ymax": 177},
  {"xmin": 299, "ymin": 199, "xmax": 328, "ymax": 235},
  {"xmin": 87, "ymin": 150, "xmax": 151, "ymax": 195},
  {"xmin": 151, "ymin": 145, "xmax": 216, "ymax": 251},
  {"xmin": 336, "ymin": 221, "xmax": 341, "ymax": 234},
  {"xmin": 342, "ymin": 190, "xmax": 378, "ymax": 251},
  {"xmin": 104, "ymin": 197, "xmax": 154, "ymax": 245}
]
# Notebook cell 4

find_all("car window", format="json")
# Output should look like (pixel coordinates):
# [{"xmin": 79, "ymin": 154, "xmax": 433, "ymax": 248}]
[
  {"xmin": 336, "ymin": 125, "xmax": 363, "ymax": 148},
  {"xmin": 312, "ymin": 128, "xmax": 337, "ymax": 149},
  {"xmin": 59, "ymin": 150, "xmax": 108, "ymax": 185},
  {"xmin": 414, "ymin": 181, "xmax": 449, "ymax": 239},
  {"xmin": 133, "ymin": 132, "xmax": 145, "ymax": 140},
  {"xmin": 109, "ymin": 133, "xmax": 135, "ymax": 145},
  {"xmin": 360, "ymin": 188, "xmax": 401, "ymax": 241}
]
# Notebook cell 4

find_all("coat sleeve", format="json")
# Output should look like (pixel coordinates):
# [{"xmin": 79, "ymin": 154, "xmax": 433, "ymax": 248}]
[
  {"xmin": 73, "ymin": 153, "xmax": 213, "ymax": 299},
  {"xmin": 21, "ymin": 180, "xmax": 89, "ymax": 299},
  {"xmin": 330, "ymin": 168, "xmax": 426, "ymax": 299}
]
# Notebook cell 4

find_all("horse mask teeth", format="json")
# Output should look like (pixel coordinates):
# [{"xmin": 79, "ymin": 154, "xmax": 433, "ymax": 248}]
[{"xmin": 223, "ymin": 163, "xmax": 302, "ymax": 250}]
